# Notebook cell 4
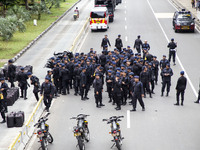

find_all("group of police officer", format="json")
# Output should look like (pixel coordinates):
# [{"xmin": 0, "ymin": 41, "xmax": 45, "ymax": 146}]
[{"xmin": 1, "ymin": 34, "xmax": 200, "ymax": 123}]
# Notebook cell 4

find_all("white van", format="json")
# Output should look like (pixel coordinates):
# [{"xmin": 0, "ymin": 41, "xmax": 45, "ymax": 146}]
[{"xmin": 90, "ymin": 6, "xmax": 109, "ymax": 31}]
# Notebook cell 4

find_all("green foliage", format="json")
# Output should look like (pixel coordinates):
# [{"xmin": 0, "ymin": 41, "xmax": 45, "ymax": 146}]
[
  {"xmin": 7, "ymin": 5, "xmax": 31, "ymax": 21},
  {"xmin": 30, "ymin": 2, "xmax": 51, "ymax": 20},
  {"xmin": 0, "ymin": 16, "xmax": 17, "ymax": 40}
]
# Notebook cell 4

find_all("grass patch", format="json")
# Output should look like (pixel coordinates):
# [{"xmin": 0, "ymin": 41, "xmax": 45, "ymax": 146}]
[{"xmin": 0, "ymin": 0, "xmax": 78, "ymax": 66}]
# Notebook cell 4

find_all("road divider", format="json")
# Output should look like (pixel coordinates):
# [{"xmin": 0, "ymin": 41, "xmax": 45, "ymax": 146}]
[{"xmin": 70, "ymin": 17, "xmax": 90, "ymax": 53}]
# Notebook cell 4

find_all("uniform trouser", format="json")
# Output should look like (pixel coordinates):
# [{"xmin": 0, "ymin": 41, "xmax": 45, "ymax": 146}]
[
  {"xmin": 1, "ymin": 99, "xmax": 7, "ymax": 112},
  {"xmin": 74, "ymin": 79, "xmax": 80, "ymax": 94},
  {"xmin": 9, "ymin": 77, "xmax": 15, "ymax": 88},
  {"xmin": 53, "ymin": 78, "xmax": 59, "ymax": 93},
  {"xmin": 107, "ymin": 86, "xmax": 112, "ymax": 100},
  {"xmin": 113, "ymin": 93, "xmax": 121, "ymax": 108},
  {"xmin": 132, "ymin": 94, "xmax": 145, "ymax": 109},
  {"xmin": 150, "ymin": 80, "xmax": 155, "ymax": 92},
  {"xmin": 34, "ymin": 92, "xmax": 39, "ymax": 101},
  {"xmin": 33, "ymin": 85, "xmax": 39, "ymax": 101},
  {"xmin": 142, "ymin": 82, "xmax": 151, "ymax": 96},
  {"xmin": 69, "ymin": 77, "xmax": 73, "ymax": 89},
  {"xmin": 116, "ymin": 47, "xmax": 122, "ymax": 52},
  {"xmin": 154, "ymin": 71, "xmax": 158, "ymax": 83},
  {"xmin": 161, "ymin": 81, "xmax": 171, "ymax": 93},
  {"xmin": 169, "ymin": 51, "xmax": 176, "ymax": 63},
  {"xmin": 58, "ymin": 78, "xmax": 62, "ymax": 93},
  {"xmin": 176, "ymin": 90, "xmax": 185, "ymax": 104},
  {"xmin": 20, "ymin": 83, "xmax": 28, "ymax": 98},
  {"xmin": 80, "ymin": 86, "xmax": 88, "ymax": 98},
  {"xmin": 136, "ymin": 48, "xmax": 141, "ymax": 54},
  {"xmin": 122, "ymin": 87, "xmax": 128, "ymax": 103},
  {"xmin": 95, "ymin": 92, "xmax": 102, "ymax": 105},
  {"xmin": 43, "ymin": 94, "xmax": 52, "ymax": 109},
  {"xmin": 62, "ymin": 79, "xmax": 69, "ymax": 94},
  {"xmin": 0, "ymin": 102, "xmax": 5, "ymax": 120},
  {"xmin": 197, "ymin": 90, "xmax": 200, "ymax": 102}
]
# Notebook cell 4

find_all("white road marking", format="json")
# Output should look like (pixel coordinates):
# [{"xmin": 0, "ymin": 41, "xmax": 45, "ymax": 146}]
[
  {"xmin": 125, "ymin": 17, "xmax": 127, "ymax": 21},
  {"xmin": 125, "ymin": 25, "xmax": 127, "ymax": 30},
  {"xmin": 155, "ymin": 13, "xmax": 174, "ymax": 18},
  {"xmin": 127, "ymin": 110, "xmax": 130, "ymax": 128},
  {"xmin": 168, "ymin": 0, "xmax": 200, "ymax": 33},
  {"xmin": 125, "ymin": 5, "xmax": 127, "ymax": 8},
  {"xmin": 77, "ymin": 28, "xmax": 90, "ymax": 53},
  {"xmin": 125, "ymin": 10, "xmax": 127, "ymax": 14},
  {"xmin": 125, "ymin": 36, "xmax": 128, "ymax": 42},
  {"xmin": 147, "ymin": 0, "xmax": 198, "ymax": 97},
  {"xmin": 125, "ymin": 1, "xmax": 127, "ymax": 4}
]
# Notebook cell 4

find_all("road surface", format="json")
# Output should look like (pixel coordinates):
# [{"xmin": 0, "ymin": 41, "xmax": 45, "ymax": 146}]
[{"xmin": 26, "ymin": 0, "xmax": 200, "ymax": 150}]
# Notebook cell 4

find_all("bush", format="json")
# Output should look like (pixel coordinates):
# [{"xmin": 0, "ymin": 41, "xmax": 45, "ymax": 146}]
[{"xmin": 0, "ymin": 17, "xmax": 17, "ymax": 40}]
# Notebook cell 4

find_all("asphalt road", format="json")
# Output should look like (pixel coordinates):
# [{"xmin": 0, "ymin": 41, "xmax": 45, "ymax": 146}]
[
  {"xmin": 0, "ymin": 0, "xmax": 93, "ymax": 149},
  {"xmin": 26, "ymin": 0, "xmax": 200, "ymax": 150}
]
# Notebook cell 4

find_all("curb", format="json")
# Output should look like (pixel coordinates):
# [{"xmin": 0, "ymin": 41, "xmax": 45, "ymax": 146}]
[
  {"xmin": 1, "ymin": 0, "xmax": 81, "ymax": 69},
  {"xmin": 169, "ymin": 0, "xmax": 200, "ymax": 31}
]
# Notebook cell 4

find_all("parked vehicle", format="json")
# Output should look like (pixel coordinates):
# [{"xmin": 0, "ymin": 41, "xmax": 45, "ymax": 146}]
[
  {"xmin": 34, "ymin": 113, "xmax": 53, "ymax": 150},
  {"xmin": 103, "ymin": 116, "xmax": 124, "ymax": 150},
  {"xmin": 70, "ymin": 114, "xmax": 90, "ymax": 150},
  {"xmin": 90, "ymin": 7, "xmax": 109, "ymax": 31},
  {"xmin": 173, "ymin": 9, "xmax": 195, "ymax": 33}
]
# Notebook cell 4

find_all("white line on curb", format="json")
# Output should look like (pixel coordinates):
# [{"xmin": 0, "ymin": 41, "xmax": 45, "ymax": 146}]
[
  {"xmin": 127, "ymin": 110, "xmax": 130, "ymax": 128},
  {"xmin": 147, "ymin": 0, "xmax": 198, "ymax": 97}
]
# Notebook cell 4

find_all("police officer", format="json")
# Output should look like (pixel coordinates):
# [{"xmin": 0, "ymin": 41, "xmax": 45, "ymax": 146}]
[
  {"xmin": 80, "ymin": 67, "xmax": 89, "ymax": 100},
  {"xmin": 112, "ymin": 74, "xmax": 122, "ymax": 110},
  {"xmin": 161, "ymin": 64, "xmax": 173, "ymax": 97},
  {"xmin": 133, "ymin": 35, "xmax": 143, "ymax": 53},
  {"xmin": 7, "ymin": 59, "xmax": 16, "ymax": 87},
  {"xmin": 131, "ymin": 76, "xmax": 145, "ymax": 112},
  {"xmin": 175, "ymin": 71, "xmax": 187, "ymax": 106},
  {"xmin": 99, "ymin": 50, "xmax": 107, "ymax": 68},
  {"xmin": 60, "ymin": 64, "xmax": 70, "ymax": 95},
  {"xmin": 0, "ymin": 78, "xmax": 8, "ymax": 112},
  {"xmin": 0, "ymin": 89, "xmax": 6, "ymax": 123},
  {"xmin": 115, "ymin": 34, "xmax": 123, "ymax": 52},
  {"xmin": 52, "ymin": 63, "xmax": 60, "ymax": 97},
  {"xmin": 17, "ymin": 67, "xmax": 29, "ymax": 100},
  {"xmin": 151, "ymin": 56, "xmax": 159, "ymax": 85},
  {"xmin": 140, "ymin": 66, "xmax": 152, "ymax": 98},
  {"xmin": 160, "ymin": 55, "xmax": 169, "ymax": 70},
  {"xmin": 40, "ymin": 77, "xmax": 54, "ymax": 112},
  {"xmin": 168, "ymin": 38, "xmax": 177, "ymax": 66},
  {"xmin": 106, "ymin": 70, "xmax": 114, "ymax": 103},
  {"xmin": 101, "ymin": 35, "xmax": 111, "ymax": 50},
  {"xmin": 121, "ymin": 71, "xmax": 129, "ymax": 105},
  {"xmin": 93, "ymin": 74, "xmax": 104, "ymax": 108},
  {"xmin": 73, "ymin": 64, "xmax": 80, "ymax": 96},
  {"xmin": 27, "ymin": 72, "xmax": 40, "ymax": 101},
  {"xmin": 142, "ymin": 40, "xmax": 150, "ymax": 58}
]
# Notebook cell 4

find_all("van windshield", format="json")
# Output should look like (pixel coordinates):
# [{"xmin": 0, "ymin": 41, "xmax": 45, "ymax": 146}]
[{"xmin": 91, "ymin": 12, "xmax": 105, "ymax": 18}]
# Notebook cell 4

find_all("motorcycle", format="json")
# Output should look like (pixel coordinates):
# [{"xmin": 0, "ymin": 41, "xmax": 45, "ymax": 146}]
[
  {"xmin": 103, "ymin": 116, "xmax": 124, "ymax": 150},
  {"xmin": 70, "ymin": 114, "xmax": 90, "ymax": 150},
  {"xmin": 34, "ymin": 113, "xmax": 53, "ymax": 150},
  {"xmin": 74, "ymin": 11, "xmax": 78, "ymax": 21}
]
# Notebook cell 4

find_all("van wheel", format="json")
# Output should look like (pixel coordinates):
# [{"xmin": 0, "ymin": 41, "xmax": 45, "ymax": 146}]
[{"xmin": 109, "ymin": 18, "xmax": 113, "ymax": 22}]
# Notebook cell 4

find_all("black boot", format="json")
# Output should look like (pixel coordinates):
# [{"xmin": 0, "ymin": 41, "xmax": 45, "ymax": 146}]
[
  {"xmin": 174, "ymin": 103, "xmax": 179, "ymax": 106},
  {"xmin": 161, "ymin": 92, "xmax": 164, "ymax": 97},
  {"xmin": 166, "ymin": 92, "xmax": 169, "ymax": 97}
]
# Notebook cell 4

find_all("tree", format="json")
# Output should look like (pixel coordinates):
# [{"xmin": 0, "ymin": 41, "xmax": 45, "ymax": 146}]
[
  {"xmin": 7, "ymin": 5, "xmax": 31, "ymax": 21},
  {"xmin": 30, "ymin": 2, "xmax": 50, "ymax": 20},
  {"xmin": 0, "ymin": 16, "xmax": 17, "ymax": 40}
]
